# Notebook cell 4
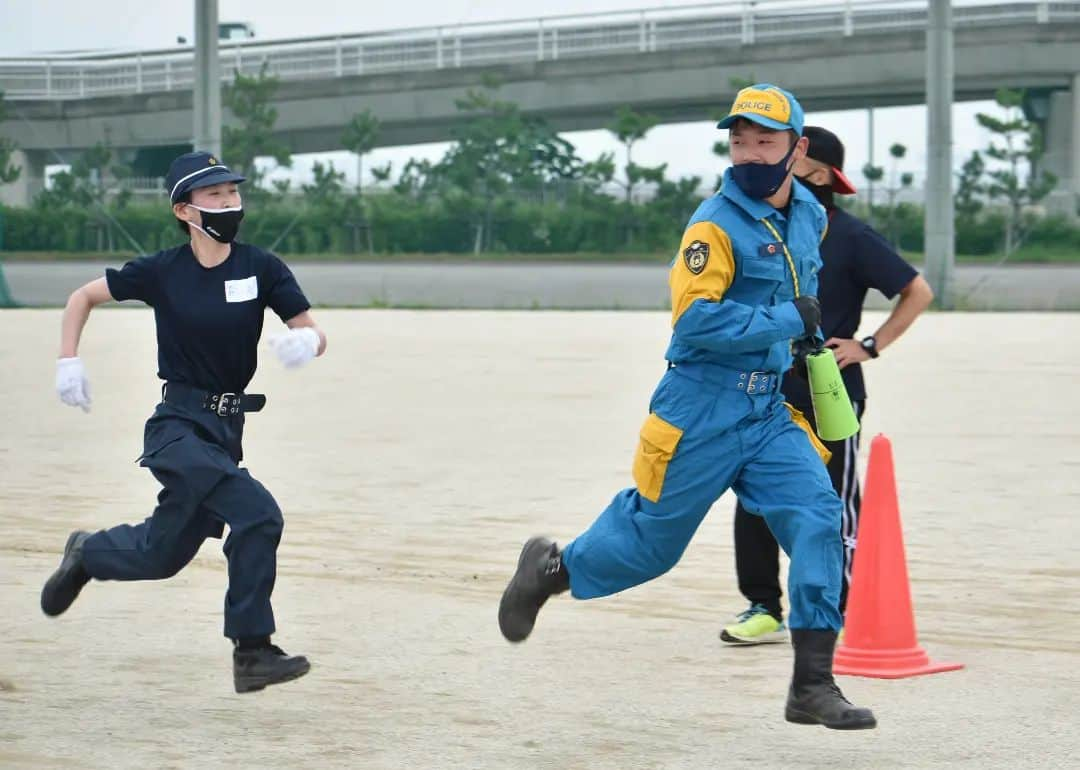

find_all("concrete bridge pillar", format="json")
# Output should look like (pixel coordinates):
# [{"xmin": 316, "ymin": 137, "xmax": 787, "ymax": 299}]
[
  {"xmin": 1042, "ymin": 73, "xmax": 1080, "ymax": 219},
  {"xmin": 0, "ymin": 149, "xmax": 48, "ymax": 207}
]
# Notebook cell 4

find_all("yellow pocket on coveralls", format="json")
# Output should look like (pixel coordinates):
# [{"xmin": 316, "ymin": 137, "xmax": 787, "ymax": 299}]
[
  {"xmin": 632, "ymin": 413, "xmax": 685, "ymax": 503},
  {"xmin": 784, "ymin": 402, "xmax": 832, "ymax": 464}
]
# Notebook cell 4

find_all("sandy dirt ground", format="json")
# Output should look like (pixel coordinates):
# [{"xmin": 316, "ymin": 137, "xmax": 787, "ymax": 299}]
[{"xmin": 1, "ymin": 308, "xmax": 1078, "ymax": 769}]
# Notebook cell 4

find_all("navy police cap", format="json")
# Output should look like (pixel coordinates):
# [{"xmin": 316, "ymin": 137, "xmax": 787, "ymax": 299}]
[{"xmin": 165, "ymin": 151, "xmax": 246, "ymax": 203}]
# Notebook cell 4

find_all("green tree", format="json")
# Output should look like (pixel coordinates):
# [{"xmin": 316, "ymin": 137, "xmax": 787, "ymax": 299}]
[
  {"xmin": 34, "ymin": 143, "xmax": 133, "ymax": 250},
  {"xmin": 0, "ymin": 91, "xmax": 22, "ymax": 185},
  {"xmin": 76, "ymin": 144, "xmax": 117, "ymax": 248},
  {"xmin": 300, "ymin": 161, "xmax": 345, "ymax": 205},
  {"xmin": 341, "ymin": 110, "xmax": 380, "ymax": 252},
  {"xmin": 222, "ymin": 62, "xmax": 292, "ymax": 185},
  {"xmin": 608, "ymin": 106, "xmax": 662, "ymax": 204},
  {"xmin": 34, "ymin": 169, "xmax": 93, "ymax": 209},
  {"xmin": 342, "ymin": 109, "xmax": 380, "ymax": 195},
  {"xmin": 295, "ymin": 161, "xmax": 352, "ymax": 252},
  {"xmin": 271, "ymin": 178, "xmax": 292, "ymax": 198},
  {"xmin": 955, "ymin": 150, "xmax": 986, "ymax": 221},
  {"xmin": 861, "ymin": 162, "xmax": 884, "ymax": 226},
  {"xmin": 394, "ymin": 158, "xmax": 435, "ymax": 198},
  {"xmin": 371, "ymin": 162, "xmax": 393, "ymax": 185},
  {"xmin": 879, "ymin": 143, "xmax": 914, "ymax": 247},
  {"xmin": 652, "ymin": 175, "xmax": 705, "ymax": 228},
  {"xmin": 436, "ymin": 85, "xmax": 581, "ymax": 252},
  {"xmin": 976, "ymin": 88, "xmax": 1057, "ymax": 257},
  {"xmin": 581, "ymin": 153, "xmax": 615, "ymax": 188},
  {"xmin": 35, "ymin": 143, "xmax": 119, "ymax": 210}
]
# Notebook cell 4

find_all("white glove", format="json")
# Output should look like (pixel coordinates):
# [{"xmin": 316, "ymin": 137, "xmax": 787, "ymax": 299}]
[
  {"xmin": 56, "ymin": 357, "xmax": 92, "ymax": 413},
  {"xmin": 268, "ymin": 327, "xmax": 320, "ymax": 370}
]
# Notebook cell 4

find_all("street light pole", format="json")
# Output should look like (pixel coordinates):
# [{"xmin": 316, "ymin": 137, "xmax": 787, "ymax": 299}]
[
  {"xmin": 924, "ymin": 0, "xmax": 954, "ymax": 308},
  {"xmin": 193, "ymin": 0, "xmax": 222, "ymax": 158}
]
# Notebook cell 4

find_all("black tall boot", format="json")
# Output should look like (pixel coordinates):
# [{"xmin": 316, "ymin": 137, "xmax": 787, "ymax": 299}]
[
  {"xmin": 785, "ymin": 629, "xmax": 877, "ymax": 730},
  {"xmin": 498, "ymin": 537, "xmax": 570, "ymax": 642}
]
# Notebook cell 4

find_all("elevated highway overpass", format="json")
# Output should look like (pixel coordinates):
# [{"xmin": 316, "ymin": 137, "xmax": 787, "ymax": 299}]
[{"xmin": 1, "ymin": 0, "xmax": 1078, "ymax": 209}]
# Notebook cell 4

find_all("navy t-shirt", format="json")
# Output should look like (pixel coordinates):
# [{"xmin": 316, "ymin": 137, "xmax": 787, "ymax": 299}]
[
  {"xmin": 782, "ymin": 208, "xmax": 917, "ymax": 406},
  {"xmin": 106, "ymin": 242, "xmax": 311, "ymax": 394}
]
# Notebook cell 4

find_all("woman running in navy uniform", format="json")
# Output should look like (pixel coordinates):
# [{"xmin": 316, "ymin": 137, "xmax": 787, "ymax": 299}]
[{"xmin": 44, "ymin": 151, "xmax": 327, "ymax": 694}]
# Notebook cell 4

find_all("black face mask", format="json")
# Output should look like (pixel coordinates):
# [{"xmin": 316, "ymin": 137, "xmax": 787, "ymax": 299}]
[
  {"xmin": 189, "ymin": 205, "xmax": 244, "ymax": 243},
  {"xmin": 731, "ymin": 141, "xmax": 798, "ymax": 200},
  {"xmin": 796, "ymin": 176, "xmax": 835, "ymax": 209}
]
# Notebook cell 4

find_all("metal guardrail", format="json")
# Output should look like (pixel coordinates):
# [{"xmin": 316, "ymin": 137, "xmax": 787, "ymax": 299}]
[
  {"xmin": 115, "ymin": 176, "xmax": 166, "ymax": 194},
  {"xmin": 1, "ymin": 0, "xmax": 1077, "ymax": 101}
]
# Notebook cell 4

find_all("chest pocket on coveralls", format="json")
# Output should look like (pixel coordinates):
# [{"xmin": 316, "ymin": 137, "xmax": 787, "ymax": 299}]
[
  {"xmin": 632, "ymin": 413, "xmax": 685, "ymax": 503},
  {"xmin": 738, "ymin": 251, "xmax": 786, "ymax": 304},
  {"xmin": 740, "ymin": 255, "xmax": 786, "ymax": 286}
]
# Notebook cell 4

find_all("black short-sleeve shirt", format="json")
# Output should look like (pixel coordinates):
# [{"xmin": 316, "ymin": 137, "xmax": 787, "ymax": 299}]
[
  {"xmin": 782, "ymin": 208, "xmax": 918, "ymax": 406},
  {"xmin": 106, "ymin": 242, "xmax": 311, "ymax": 393}
]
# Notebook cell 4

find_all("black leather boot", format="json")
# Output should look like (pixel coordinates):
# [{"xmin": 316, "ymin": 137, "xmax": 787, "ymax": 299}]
[
  {"xmin": 41, "ymin": 530, "xmax": 92, "ymax": 617},
  {"xmin": 785, "ymin": 629, "xmax": 877, "ymax": 729},
  {"xmin": 233, "ymin": 643, "xmax": 311, "ymax": 694},
  {"xmin": 498, "ymin": 537, "xmax": 570, "ymax": 642}
]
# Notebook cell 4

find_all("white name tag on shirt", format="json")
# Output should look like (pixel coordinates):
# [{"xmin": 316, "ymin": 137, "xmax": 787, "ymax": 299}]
[{"xmin": 224, "ymin": 276, "xmax": 258, "ymax": 303}]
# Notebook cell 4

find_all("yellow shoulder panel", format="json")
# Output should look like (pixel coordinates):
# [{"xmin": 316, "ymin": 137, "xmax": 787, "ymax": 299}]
[{"xmin": 670, "ymin": 221, "xmax": 736, "ymax": 327}]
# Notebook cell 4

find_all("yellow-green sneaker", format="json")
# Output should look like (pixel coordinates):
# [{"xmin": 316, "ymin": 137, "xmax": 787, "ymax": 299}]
[{"xmin": 720, "ymin": 604, "xmax": 788, "ymax": 645}]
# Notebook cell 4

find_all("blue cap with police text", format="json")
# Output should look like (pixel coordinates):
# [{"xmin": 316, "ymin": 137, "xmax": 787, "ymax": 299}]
[{"xmin": 165, "ymin": 151, "xmax": 246, "ymax": 203}]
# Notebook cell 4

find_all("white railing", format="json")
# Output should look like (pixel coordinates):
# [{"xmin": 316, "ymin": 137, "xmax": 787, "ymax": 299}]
[
  {"xmin": 0, "ymin": 0, "xmax": 1075, "ymax": 101},
  {"xmin": 115, "ymin": 176, "xmax": 166, "ymax": 194}
]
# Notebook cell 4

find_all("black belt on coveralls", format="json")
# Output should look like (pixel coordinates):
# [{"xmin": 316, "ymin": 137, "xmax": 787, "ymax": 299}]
[{"xmin": 162, "ymin": 382, "xmax": 267, "ymax": 417}]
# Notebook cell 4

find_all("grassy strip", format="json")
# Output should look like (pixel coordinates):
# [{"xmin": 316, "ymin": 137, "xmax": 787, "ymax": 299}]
[
  {"xmin": 901, "ymin": 248, "xmax": 1080, "ymax": 265},
  {"xmin": 2, "ymin": 248, "xmax": 1078, "ymax": 264},
  {"xmin": 0, "ymin": 250, "xmax": 673, "ymax": 264}
]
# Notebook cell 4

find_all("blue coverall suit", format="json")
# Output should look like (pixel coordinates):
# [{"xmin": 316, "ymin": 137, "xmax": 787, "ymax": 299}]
[{"xmin": 561, "ymin": 169, "xmax": 844, "ymax": 631}]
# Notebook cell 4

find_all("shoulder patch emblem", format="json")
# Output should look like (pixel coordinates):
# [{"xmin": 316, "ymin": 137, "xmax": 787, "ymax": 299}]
[{"xmin": 683, "ymin": 240, "xmax": 709, "ymax": 275}]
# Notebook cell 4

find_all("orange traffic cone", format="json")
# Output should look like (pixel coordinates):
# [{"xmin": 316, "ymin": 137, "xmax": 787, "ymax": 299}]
[{"xmin": 834, "ymin": 434, "xmax": 964, "ymax": 679}]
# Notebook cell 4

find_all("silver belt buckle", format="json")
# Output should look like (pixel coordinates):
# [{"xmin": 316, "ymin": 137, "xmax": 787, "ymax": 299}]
[
  {"xmin": 215, "ymin": 392, "xmax": 237, "ymax": 416},
  {"xmin": 746, "ymin": 371, "xmax": 771, "ymax": 394}
]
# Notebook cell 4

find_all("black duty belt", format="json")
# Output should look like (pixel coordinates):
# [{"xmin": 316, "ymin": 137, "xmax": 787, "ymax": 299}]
[{"xmin": 162, "ymin": 382, "xmax": 267, "ymax": 417}]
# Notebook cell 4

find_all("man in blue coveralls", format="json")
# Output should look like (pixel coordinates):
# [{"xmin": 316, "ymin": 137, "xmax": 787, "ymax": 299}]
[{"xmin": 498, "ymin": 85, "xmax": 876, "ymax": 730}]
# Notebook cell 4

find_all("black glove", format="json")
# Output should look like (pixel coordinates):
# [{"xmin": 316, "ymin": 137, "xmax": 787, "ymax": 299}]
[
  {"xmin": 790, "ymin": 337, "xmax": 820, "ymax": 381},
  {"xmin": 792, "ymin": 296, "xmax": 821, "ymax": 337}
]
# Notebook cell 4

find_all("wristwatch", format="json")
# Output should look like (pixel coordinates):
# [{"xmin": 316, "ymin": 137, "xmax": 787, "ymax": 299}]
[{"xmin": 860, "ymin": 336, "xmax": 880, "ymax": 359}]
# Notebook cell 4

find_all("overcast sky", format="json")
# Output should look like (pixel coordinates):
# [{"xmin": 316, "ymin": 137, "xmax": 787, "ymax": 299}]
[{"xmin": 2, "ymin": 0, "xmax": 1001, "ymax": 196}]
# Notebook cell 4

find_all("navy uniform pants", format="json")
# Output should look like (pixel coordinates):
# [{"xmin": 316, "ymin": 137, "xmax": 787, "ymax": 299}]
[
  {"xmin": 562, "ymin": 363, "xmax": 844, "ymax": 631},
  {"xmin": 81, "ymin": 399, "xmax": 283, "ymax": 639}
]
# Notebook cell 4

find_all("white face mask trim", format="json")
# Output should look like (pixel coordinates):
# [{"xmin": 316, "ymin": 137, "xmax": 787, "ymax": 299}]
[
  {"xmin": 188, "ymin": 222, "xmax": 215, "ymax": 240},
  {"xmin": 187, "ymin": 204, "xmax": 243, "ymax": 214},
  {"xmin": 183, "ymin": 203, "xmax": 244, "ymax": 243}
]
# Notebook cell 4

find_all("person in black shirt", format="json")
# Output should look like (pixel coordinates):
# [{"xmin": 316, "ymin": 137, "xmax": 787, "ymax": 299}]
[
  {"xmin": 721, "ymin": 126, "xmax": 934, "ymax": 645},
  {"xmin": 43, "ymin": 151, "xmax": 327, "ymax": 693}
]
